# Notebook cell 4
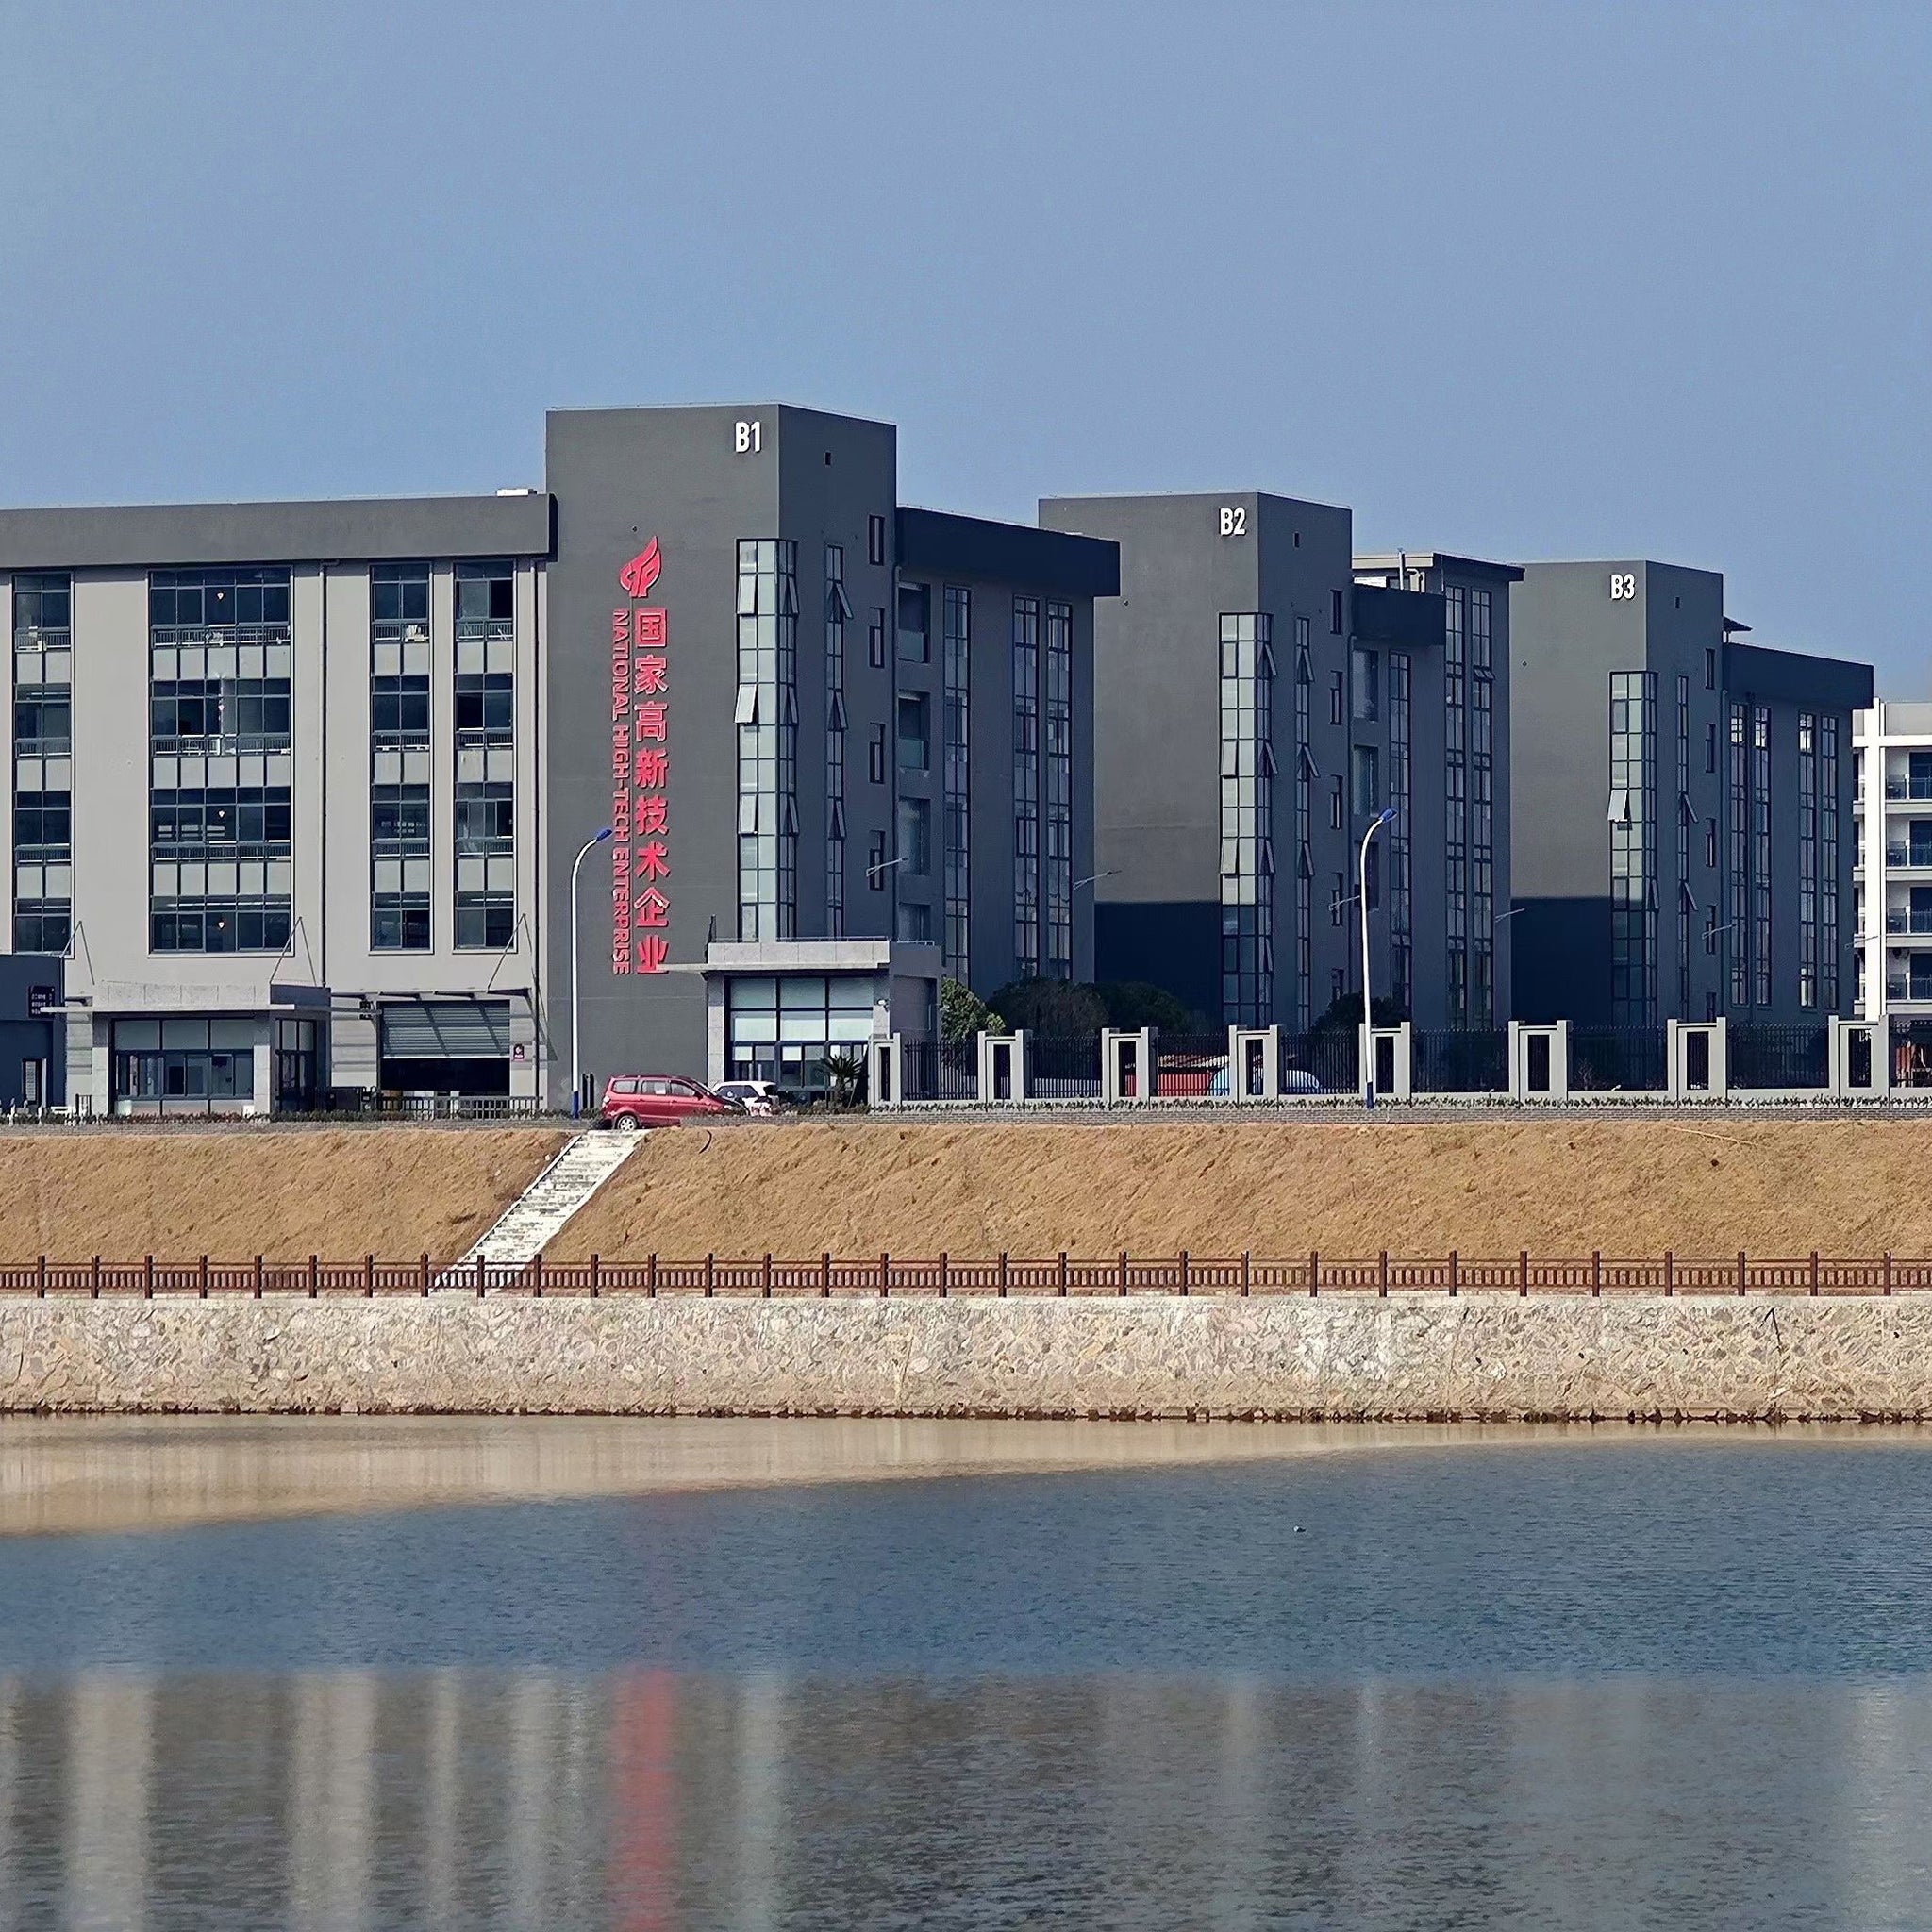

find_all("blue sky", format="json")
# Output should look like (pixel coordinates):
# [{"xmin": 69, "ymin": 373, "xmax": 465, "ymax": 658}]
[{"xmin": 3, "ymin": 0, "xmax": 1926, "ymax": 688}]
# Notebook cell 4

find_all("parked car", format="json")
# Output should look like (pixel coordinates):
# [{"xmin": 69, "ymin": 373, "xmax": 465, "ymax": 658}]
[
  {"xmin": 1208, "ymin": 1064, "xmax": 1324, "ymax": 1097},
  {"xmin": 599, "ymin": 1074, "xmax": 736, "ymax": 1130},
  {"xmin": 712, "ymin": 1079, "xmax": 801, "ymax": 1116}
]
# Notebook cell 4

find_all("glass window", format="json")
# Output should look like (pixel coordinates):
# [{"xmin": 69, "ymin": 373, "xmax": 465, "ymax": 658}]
[
  {"xmin": 13, "ymin": 573, "xmax": 71, "ymax": 644},
  {"xmin": 727, "ymin": 973, "xmax": 875, "ymax": 1090},
  {"xmin": 942, "ymin": 585, "xmax": 972, "ymax": 980},
  {"xmin": 149, "ymin": 568, "xmax": 291, "ymax": 639},
  {"xmin": 1351, "ymin": 647, "xmax": 1378, "ymax": 723},
  {"xmin": 372, "ymin": 563, "xmax": 430, "ymax": 639},
  {"xmin": 897, "ymin": 692, "xmax": 929, "ymax": 770},
  {"xmin": 898, "ymin": 796, "xmax": 932, "ymax": 877},
  {"xmin": 455, "ymin": 782, "xmax": 514, "ymax": 854},
  {"xmin": 897, "ymin": 583, "xmax": 930, "ymax": 662},
  {"xmin": 1351, "ymin": 745, "xmax": 1379, "ymax": 818},
  {"xmin": 371, "ymin": 785, "xmax": 431, "ymax": 855},
  {"xmin": 455, "ymin": 561, "xmax": 514, "ymax": 637},
  {"xmin": 736, "ymin": 539, "xmax": 799, "ymax": 941},
  {"xmin": 1012, "ymin": 596, "xmax": 1041, "ymax": 978}
]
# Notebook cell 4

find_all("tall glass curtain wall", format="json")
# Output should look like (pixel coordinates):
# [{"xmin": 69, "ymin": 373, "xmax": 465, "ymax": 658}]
[
  {"xmin": 1006, "ymin": 597, "xmax": 1071, "ymax": 984},
  {"xmin": 1043, "ymin": 603, "xmax": 1073, "ymax": 977},
  {"xmin": 1800, "ymin": 714, "xmax": 1818, "ymax": 1010},
  {"xmin": 1469, "ymin": 590, "xmax": 1494, "ymax": 1021},
  {"xmin": 724, "ymin": 975, "xmax": 872, "ymax": 1090},
  {"xmin": 1676, "ymin": 675, "xmax": 1692, "ymax": 1015},
  {"xmin": 1727, "ymin": 703, "xmax": 1750, "ymax": 1007},
  {"xmin": 824, "ymin": 547, "xmax": 848, "ymax": 938},
  {"xmin": 1820, "ymin": 716, "xmax": 1840, "ymax": 1010},
  {"xmin": 895, "ymin": 587, "xmax": 932, "ymax": 943},
  {"xmin": 1438, "ymin": 588, "xmax": 1497, "ymax": 1026},
  {"xmin": 1609, "ymin": 671, "xmax": 1657, "ymax": 1024},
  {"xmin": 1754, "ymin": 707, "xmax": 1772, "ymax": 1008},
  {"xmin": 1220, "ymin": 613, "xmax": 1274, "ymax": 1025},
  {"xmin": 1796, "ymin": 712, "xmax": 1841, "ymax": 1011},
  {"xmin": 942, "ymin": 587, "xmax": 970, "ymax": 980},
  {"xmin": 371, "ymin": 564, "xmax": 431, "ymax": 949},
  {"xmin": 12, "ymin": 573, "xmax": 72, "ymax": 952},
  {"xmin": 737, "ymin": 541, "xmax": 798, "ymax": 941},
  {"xmin": 1389, "ymin": 652, "xmax": 1412, "ymax": 1015},
  {"xmin": 148, "ymin": 568, "xmax": 293, "ymax": 953},
  {"xmin": 1011, "ymin": 599, "xmax": 1040, "ymax": 976},
  {"xmin": 453, "ymin": 561, "xmax": 515, "ymax": 949},
  {"xmin": 1293, "ymin": 616, "xmax": 1312, "ymax": 1032},
  {"xmin": 1443, "ymin": 589, "xmax": 1468, "ymax": 1024}
]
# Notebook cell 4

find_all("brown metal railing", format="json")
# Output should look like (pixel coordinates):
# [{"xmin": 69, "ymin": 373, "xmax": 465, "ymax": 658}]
[{"xmin": 0, "ymin": 1250, "xmax": 1923, "ymax": 1299}]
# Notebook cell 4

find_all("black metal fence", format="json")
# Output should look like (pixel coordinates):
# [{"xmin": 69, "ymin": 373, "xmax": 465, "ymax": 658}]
[
  {"xmin": 1727, "ymin": 1024, "xmax": 1830, "ymax": 1091},
  {"xmin": 1413, "ymin": 1029, "xmax": 1508, "ymax": 1094},
  {"xmin": 1568, "ymin": 1028, "xmax": 1668, "ymax": 1093}
]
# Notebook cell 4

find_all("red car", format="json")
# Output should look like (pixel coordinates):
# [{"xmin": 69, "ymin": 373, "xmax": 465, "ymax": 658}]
[{"xmin": 599, "ymin": 1074, "xmax": 735, "ymax": 1130}]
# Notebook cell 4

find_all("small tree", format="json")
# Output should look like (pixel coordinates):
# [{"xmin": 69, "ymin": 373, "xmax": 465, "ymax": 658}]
[
  {"xmin": 1309, "ymin": 991, "xmax": 1407, "ymax": 1037},
  {"xmin": 987, "ymin": 977, "xmax": 1108, "ymax": 1038},
  {"xmin": 821, "ymin": 1049, "xmax": 868, "ymax": 1110},
  {"xmin": 1094, "ymin": 980, "xmax": 1205, "ymax": 1034},
  {"xmin": 939, "ymin": 978, "xmax": 1005, "ymax": 1046}
]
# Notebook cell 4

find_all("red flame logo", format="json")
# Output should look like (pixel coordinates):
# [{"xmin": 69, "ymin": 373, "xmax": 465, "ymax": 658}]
[{"xmin": 619, "ymin": 540, "xmax": 661, "ymax": 600}]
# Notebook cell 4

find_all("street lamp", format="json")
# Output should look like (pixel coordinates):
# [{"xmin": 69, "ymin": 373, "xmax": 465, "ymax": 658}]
[
  {"xmin": 1359, "ymin": 807, "xmax": 1396, "ymax": 1109},
  {"xmin": 1073, "ymin": 870, "xmax": 1118, "ymax": 891},
  {"xmin": 569, "ymin": 827, "xmax": 614, "ymax": 1117}
]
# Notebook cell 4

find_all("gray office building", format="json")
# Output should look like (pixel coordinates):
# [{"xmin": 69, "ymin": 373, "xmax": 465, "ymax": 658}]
[
  {"xmin": 1507, "ymin": 561, "xmax": 1872, "ymax": 1026},
  {"xmin": 0, "ymin": 404, "xmax": 1115, "ymax": 1113},
  {"xmin": 1040, "ymin": 493, "xmax": 1515, "ymax": 1033}
]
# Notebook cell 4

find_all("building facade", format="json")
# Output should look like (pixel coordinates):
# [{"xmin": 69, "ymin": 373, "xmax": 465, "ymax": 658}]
[
  {"xmin": 1038, "ymin": 493, "xmax": 1502, "ymax": 1033},
  {"xmin": 0, "ymin": 404, "xmax": 1114, "ymax": 1113},
  {"xmin": 1352, "ymin": 553, "xmax": 1521, "ymax": 1029},
  {"xmin": 1851, "ymin": 700, "xmax": 1932, "ymax": 1026},
  {"xmin": 1508, "ymin": 561, "xmax": 1870, "ymax": 1027}
]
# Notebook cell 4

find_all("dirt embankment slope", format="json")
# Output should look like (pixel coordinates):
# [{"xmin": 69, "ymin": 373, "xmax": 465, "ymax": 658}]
[
  {"xmin": 550, "ymin": 1116, "xmax": 1932, "ymax": 1259},
  {"xmin": 0, "ymin": 1128, "xmax": 565, "ymax": 1261}
]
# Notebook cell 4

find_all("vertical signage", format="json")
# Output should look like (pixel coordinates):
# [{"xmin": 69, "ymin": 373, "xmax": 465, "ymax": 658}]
[{"xmin": 612, "ymin": 540, "xmax": 671, "ymax": 975}]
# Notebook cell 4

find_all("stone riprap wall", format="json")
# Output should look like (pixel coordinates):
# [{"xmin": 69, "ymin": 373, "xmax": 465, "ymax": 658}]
[{"xmin": 4, "ymin": 1296, "xmax": 1932, "ymax": 1420}]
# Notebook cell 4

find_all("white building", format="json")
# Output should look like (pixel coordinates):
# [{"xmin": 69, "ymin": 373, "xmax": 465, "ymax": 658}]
[{"xmin": 1853, "ymin": 701, "xmax": 1932, "ymax": 1026}]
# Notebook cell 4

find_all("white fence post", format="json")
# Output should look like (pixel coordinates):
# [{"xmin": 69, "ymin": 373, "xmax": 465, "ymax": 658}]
[
  {"xmin": 867, "ymin": 1034, "xmax": 903, "ymax": 1109},
  {"xmin": 1226, "ymin": 1025, "xmax": 1279, "ymax": 1101},
  {"xmin": 1100, "ymin": 1027, "xmax": 1152, "ymax": 1104}
]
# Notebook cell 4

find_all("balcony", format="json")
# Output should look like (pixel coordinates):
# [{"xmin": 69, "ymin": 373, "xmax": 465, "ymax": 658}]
[
  {"xmin": 150, "ymin": 623, "xmax": 291, "ymax": 649},
  {"xmin": 1884, "ymin": 778, "xmax": 1932, "ymax": 802},
  {"xmin": 1888, "ymin": 846, "xmax": 1932, "ymax": 870},
  {"xmin": 1888, "ymin": 911, "xmax": 1932, "ymax": 935}
]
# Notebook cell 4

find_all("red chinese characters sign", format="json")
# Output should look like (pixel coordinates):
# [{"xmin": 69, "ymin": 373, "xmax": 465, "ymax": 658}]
[{"xmin": 612, "ymin": 539, "xmax": 671, "ymax": 974}]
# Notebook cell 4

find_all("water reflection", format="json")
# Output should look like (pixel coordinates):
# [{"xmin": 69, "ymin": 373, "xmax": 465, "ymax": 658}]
[{"xmin": 5, "ymin": 1668, "xmax": 1932, "ymax": 1929}]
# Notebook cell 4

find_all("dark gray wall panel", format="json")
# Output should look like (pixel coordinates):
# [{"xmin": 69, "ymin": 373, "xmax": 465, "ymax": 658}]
[{"xmin": 0, "ymin": 496, "xmax": 553, "ymax": 570}]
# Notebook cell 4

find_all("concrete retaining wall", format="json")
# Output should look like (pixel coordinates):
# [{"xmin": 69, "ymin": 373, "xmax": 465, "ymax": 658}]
[{"xmin": 5, "ymin": 1297, "xmax": 1932, "ymax": 1420}]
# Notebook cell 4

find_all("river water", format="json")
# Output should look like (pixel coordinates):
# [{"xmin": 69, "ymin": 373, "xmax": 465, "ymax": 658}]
[{"xmin": 2, "ymin": 1421, "xmax": 1932, "ymax": 1928}]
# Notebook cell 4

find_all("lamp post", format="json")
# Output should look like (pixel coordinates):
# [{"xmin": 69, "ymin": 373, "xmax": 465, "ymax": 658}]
[
  {"xmin": 1359, "ymin": 808, "xmax": 1396, "ymax": 1109},
  {"xmin": 569, "ymin": 827, "xmax": 614, "ymax": 1117}
]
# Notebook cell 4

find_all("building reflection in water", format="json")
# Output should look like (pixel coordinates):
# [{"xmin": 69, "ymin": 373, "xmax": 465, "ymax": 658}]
[{"xmin": 0, "ymin": 1669, "xmax": 1930, "ymax": 1926}]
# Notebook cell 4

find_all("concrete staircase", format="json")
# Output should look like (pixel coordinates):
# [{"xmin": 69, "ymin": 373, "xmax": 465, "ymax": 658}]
[{"xmin": 440, "ymin": 1130, "xmax": 641, "ymax": 1285}]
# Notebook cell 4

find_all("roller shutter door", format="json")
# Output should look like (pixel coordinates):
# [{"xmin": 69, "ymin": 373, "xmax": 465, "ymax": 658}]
[{"xmin": 379, "ymin": 998, "xmax": 511, "ymax": 1060}]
